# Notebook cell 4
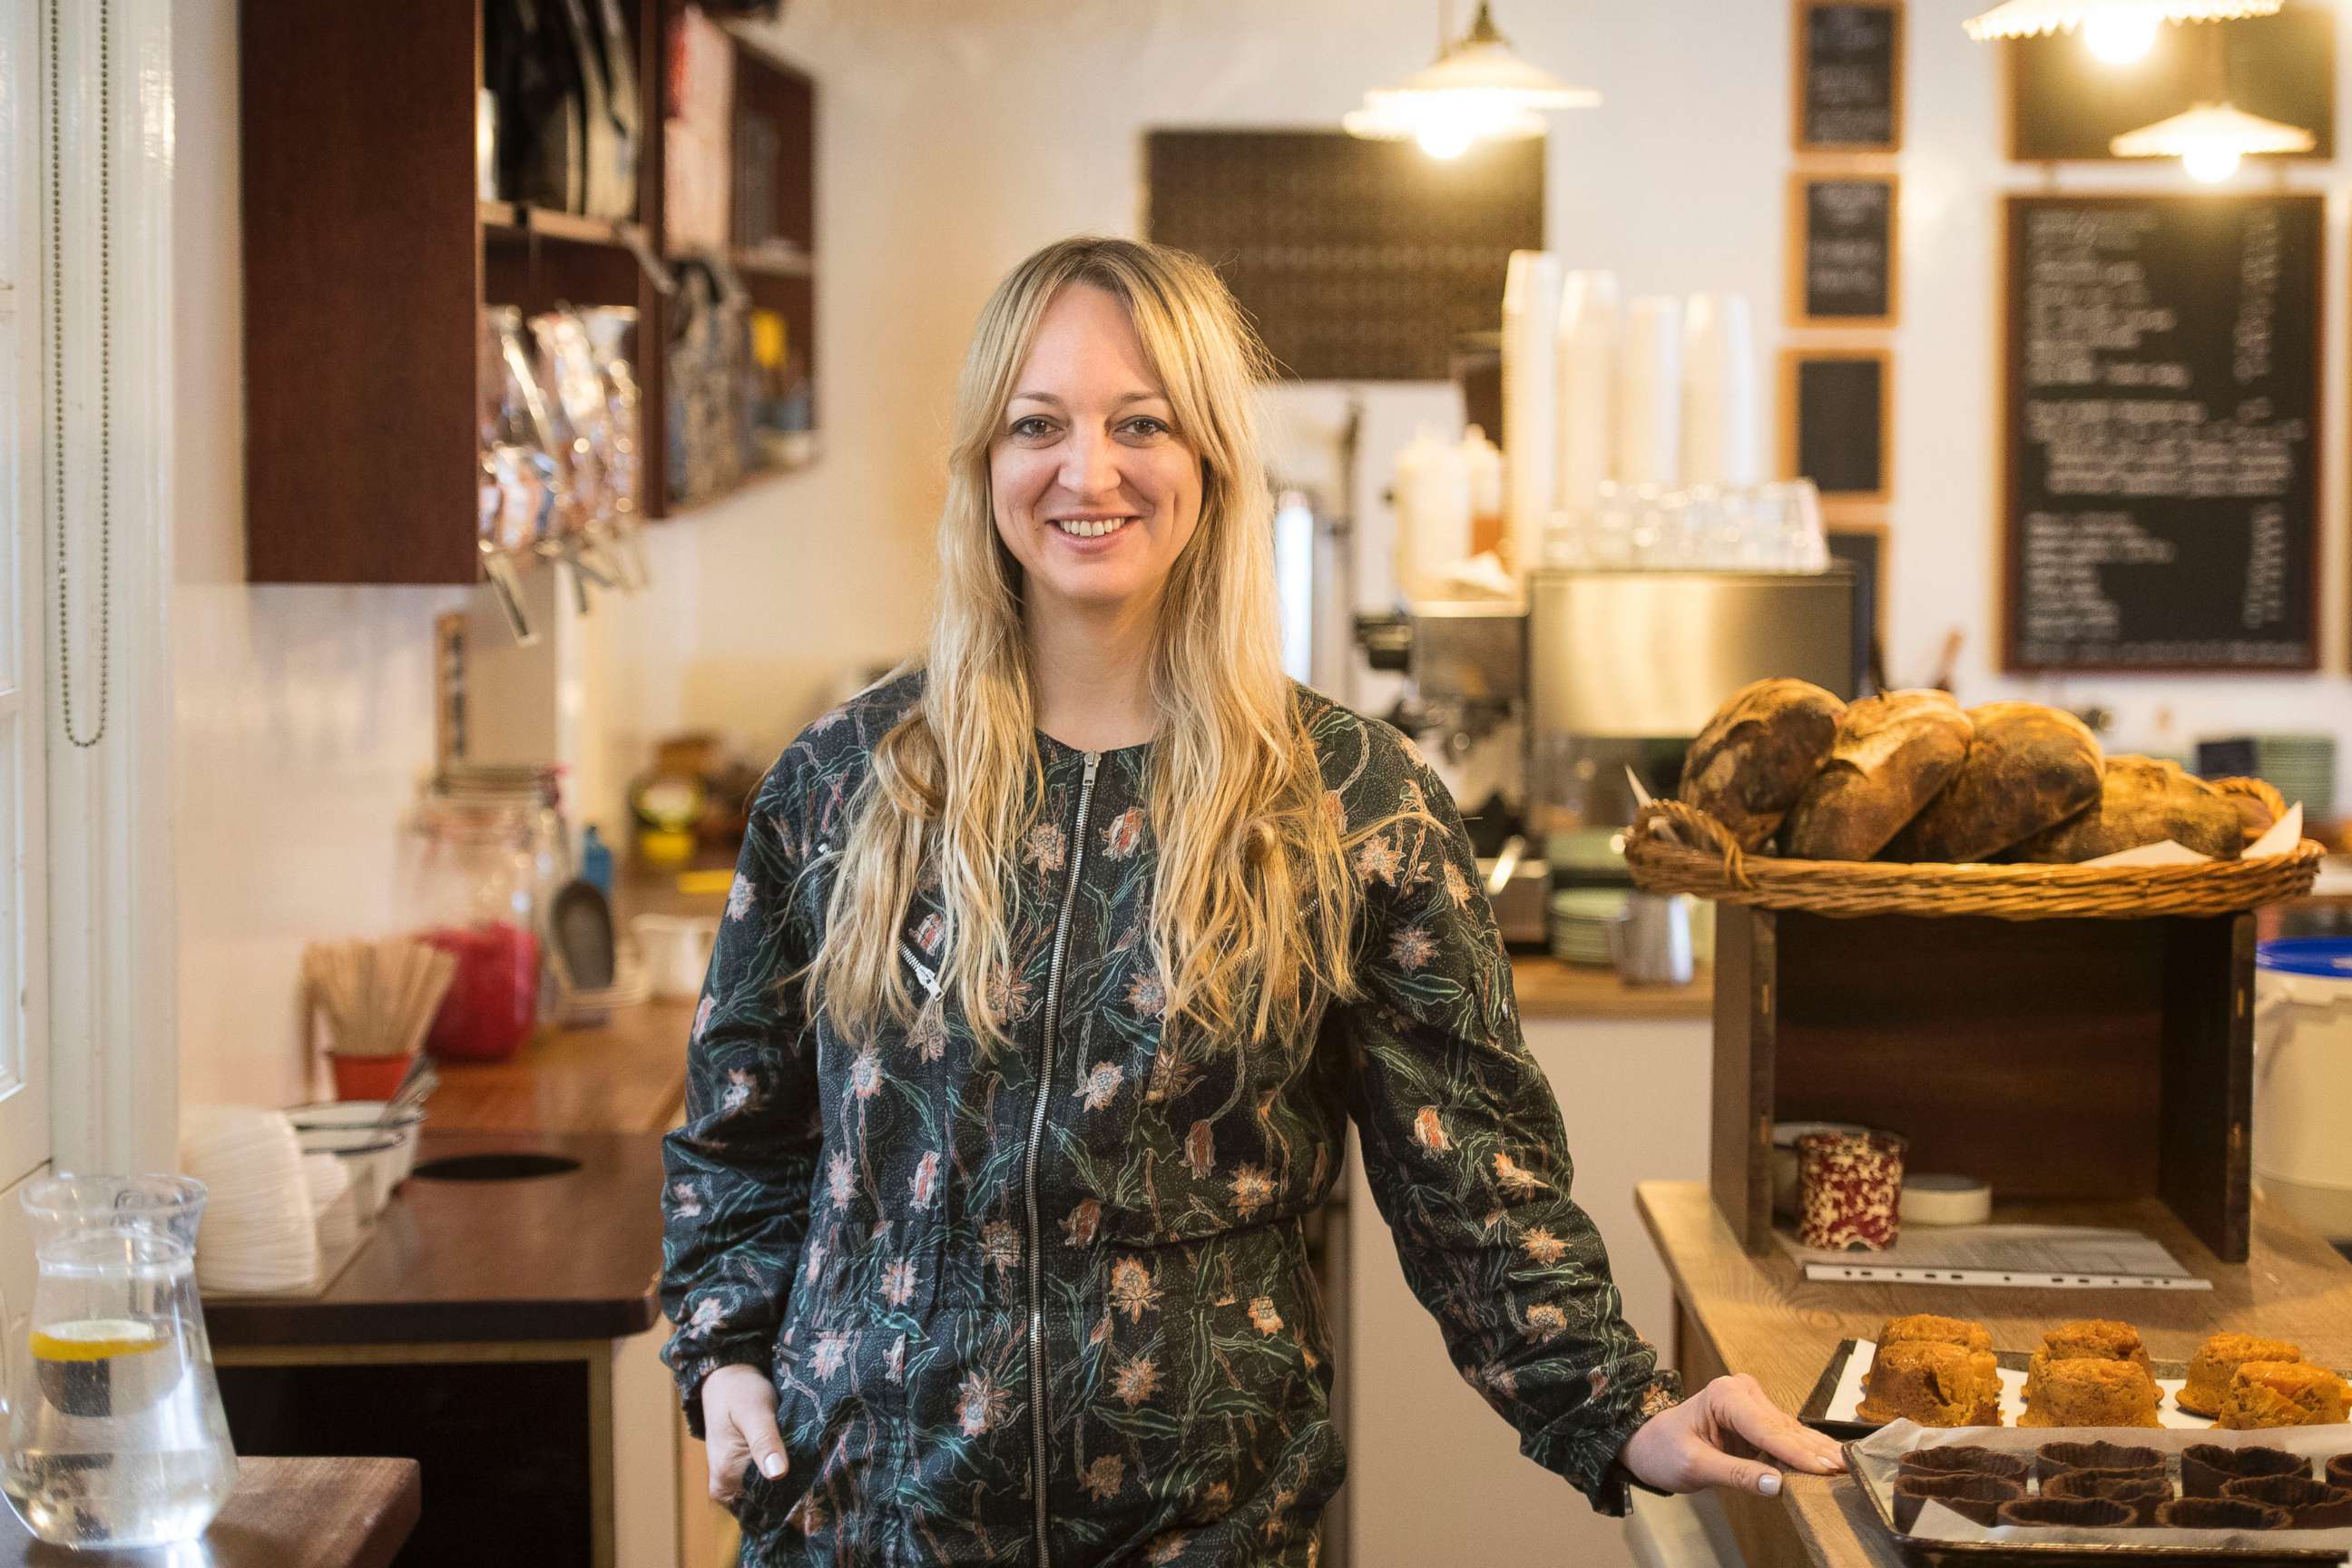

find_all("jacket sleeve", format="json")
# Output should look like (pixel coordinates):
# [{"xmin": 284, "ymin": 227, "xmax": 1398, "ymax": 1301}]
[
  {"xmin": 660, "ymin": 757, "xmax": 824, "ymax": 1437},
  {"xmin": 1329, "ymin": 737, "xmax": 1681, "ymax": 1513}
]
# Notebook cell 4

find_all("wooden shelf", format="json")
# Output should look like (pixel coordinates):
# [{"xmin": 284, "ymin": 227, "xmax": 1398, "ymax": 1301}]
[
  {"xmin": 241, "ymin": 1, "xmax": 818, "ymax": 578},
  {"xmin": 727, "ymin": 242, "xmax": 812, "ymax": 279}
]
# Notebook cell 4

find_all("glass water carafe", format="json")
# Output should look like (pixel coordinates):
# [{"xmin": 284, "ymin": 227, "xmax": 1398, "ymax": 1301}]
[{"xmin": 0, "ymin": 1175, "xmax": 237, "ymax": 1548}]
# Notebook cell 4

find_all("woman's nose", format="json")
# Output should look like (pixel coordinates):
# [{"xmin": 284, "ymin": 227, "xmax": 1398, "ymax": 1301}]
[{"xmin": 1058, "ymin": 428, "xmax": 1122, "ymax": 498}]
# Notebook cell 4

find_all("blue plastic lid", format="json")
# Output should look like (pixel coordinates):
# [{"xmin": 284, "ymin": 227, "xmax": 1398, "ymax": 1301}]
[{"xmin": 2257, "ymin": 937, "xmax": 2352, "ymax": 978}]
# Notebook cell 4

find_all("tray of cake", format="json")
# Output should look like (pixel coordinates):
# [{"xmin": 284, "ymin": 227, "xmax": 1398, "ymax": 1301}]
[{"xmin": 1802, "ymin": 1317, "xmax": 2351, "ymax": 1439}]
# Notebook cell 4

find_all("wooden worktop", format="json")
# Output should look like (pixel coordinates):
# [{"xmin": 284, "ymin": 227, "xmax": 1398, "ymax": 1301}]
[
  {"xmin": 425, "ymin": 998, "xmax": 696, "ymax": 1136},
  {"xmin": 0, "ymin": 1456, "xmax": 420, "ymax": 1568},
  {"xmin": 1635, "ymin": 1179, "xmax": 2352, "ymax": 1568},
  {"xmin": 205, "ymin": 1129, "xmax": 664, "ymax": 1348},
  {"xmin": 1511, "ymin": 956, "xmax": 1710, "ymax": 1021}
]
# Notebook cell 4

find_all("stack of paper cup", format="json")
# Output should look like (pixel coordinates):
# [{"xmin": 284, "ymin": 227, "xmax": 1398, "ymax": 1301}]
[
  {"xmin": 1502, "ymin": 250, "xmax": 1563, "ymax": 580},
  {"xmin": 1616, "ymin": 296, "xmax": 1683, "ymax": 489},
  {"xmin": 181, "ymin": 1103, "xmax": 321, "ymax": 1295},
  {"xmin": 1681, "ymin": 292, "xmax": 1759, "ymax": 488},
  {"xmin": 1554, "ymin": 270, "xmax": 1619, "ymax": 517}
]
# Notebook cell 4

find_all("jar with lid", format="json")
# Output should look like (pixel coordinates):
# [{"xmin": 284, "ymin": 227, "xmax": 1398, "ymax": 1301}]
[{"xmin": 403, "ymin": 796, "xmax": 543, "ymax": 1062}]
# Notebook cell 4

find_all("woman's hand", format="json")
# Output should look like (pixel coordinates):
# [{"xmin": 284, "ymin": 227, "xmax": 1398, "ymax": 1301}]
[
  {"xmin": 1618, "ymin": 1374, "xmax": 1847, "ymax": 1497},
  {"xmin": 701, "ymin": 1364, "xmax": 789, "ymax": 1505}
]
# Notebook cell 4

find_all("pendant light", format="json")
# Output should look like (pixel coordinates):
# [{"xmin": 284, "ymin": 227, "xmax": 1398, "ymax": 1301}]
[
  {"xmin": 2112, "ymin": 101, "xmax": 2313, "ymax": 181},
  {"xmin": 2109, "ymin": 21, "xmax": 2312, "ymax": 181},
  {"xmin": 1343, "ymin": 2, "xmax": 1598, "ymax": 160},
  {"xmin": 1963, "ymin": 0, "xmax": 2282, "ymax": 45}
]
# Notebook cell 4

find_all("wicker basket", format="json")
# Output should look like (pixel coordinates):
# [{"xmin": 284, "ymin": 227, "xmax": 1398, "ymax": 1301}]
[{"xmin": 1625, "ymin": 778, "xmax": 2319, "ymax": 921}]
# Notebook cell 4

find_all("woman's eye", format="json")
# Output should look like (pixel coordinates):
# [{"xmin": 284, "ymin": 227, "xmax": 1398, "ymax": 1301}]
[
  {"xmin": 1008, "ymin": 416, "xmax": 1056, "ymax": 439},
  {"xmin": 1121, "ymin": 416, "xmax": 1171, "ymax": 438}
]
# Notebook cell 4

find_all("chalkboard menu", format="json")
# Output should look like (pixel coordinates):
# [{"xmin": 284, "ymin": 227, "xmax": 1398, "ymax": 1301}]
[
  {"xmin": 2004, "ymin": 195, "xmax": 2321, "ymax": 672},
  {"xmin": 1782, "ymin": 348, "xmax": 1891, "ymax": 502},
  {"xmin": 1791, "ymin": 172, "xmax": 1897, "ymax": 326},
  {"xmin": 1794, "ymin": 1, "xmax": 1903, "ymax": 153}
]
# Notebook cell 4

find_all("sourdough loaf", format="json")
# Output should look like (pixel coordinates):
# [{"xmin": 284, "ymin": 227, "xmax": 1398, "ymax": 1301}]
[
  {"xmin": 1678, "ymin": 679, "xmax": 1846, "ymax": 851},
  {"xmin": 1781, "ymin": 690, "xmax": 1973, "ymax": 861},
  {"xmin": 2009, "ymin": 755, "xmax": 2245, "ymax": 862},
  {"xmin": 1882, "ymin": 702, "xmax": 2104, "ymax": 863}
]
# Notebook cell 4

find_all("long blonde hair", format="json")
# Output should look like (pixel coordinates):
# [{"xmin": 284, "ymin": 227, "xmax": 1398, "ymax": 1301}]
[{"xmin": 808, "ymin": 236, "xmax": 1366, "ymax": 1052}]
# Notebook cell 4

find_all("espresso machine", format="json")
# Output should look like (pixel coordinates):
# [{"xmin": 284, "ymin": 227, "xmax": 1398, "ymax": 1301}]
[{"xmin": 1357, "ymin": 568, "xmax": 1856, "ymax": 951}]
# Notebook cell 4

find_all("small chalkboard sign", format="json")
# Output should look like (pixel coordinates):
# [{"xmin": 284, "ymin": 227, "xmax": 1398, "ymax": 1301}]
[
  {"xmin": 1794, "ymin": 1, "xmax": 1904, "ymax": 153},
  {"xmin": 1781, "ymin": 348, "xmax": 1892, "ymax": 505},
  {"xmin": 1827, "ymin": 522, "xmax": 1887, "ymax": 693},
  {"xmin": 2003, "ymin": 194, "xmax": 2322, "ymax": 673},
  {"xmin": 1788, "ymin": 172, "xmax": 1898, "ymax": 327}
]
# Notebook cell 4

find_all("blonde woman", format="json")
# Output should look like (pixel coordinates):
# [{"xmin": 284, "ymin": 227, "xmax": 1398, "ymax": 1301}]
[{"xmin": 661, "ymin": 236, "xmax": 1841, "ymax": 1566}]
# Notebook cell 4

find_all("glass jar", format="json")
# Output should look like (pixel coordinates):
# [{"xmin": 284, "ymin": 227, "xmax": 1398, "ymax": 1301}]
[{"xmin": 404, "ymin": 796, "xmax": 543, "ymax": 1062}]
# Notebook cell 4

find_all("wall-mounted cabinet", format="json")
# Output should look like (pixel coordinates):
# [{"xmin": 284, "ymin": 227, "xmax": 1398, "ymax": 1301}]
[{"xmin": 240, "ymin": 2, "xmax": 817, "ymax": 586}]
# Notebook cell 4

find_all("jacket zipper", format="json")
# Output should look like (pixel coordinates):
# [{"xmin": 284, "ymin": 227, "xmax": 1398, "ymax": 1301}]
[
  {"xmin": 899, "ymin": 941, "xmax": 942, "ymax": 998},
  {"xmin": 1025, "ymin": 750, "xmax": 1098, "ymax": 1568}
]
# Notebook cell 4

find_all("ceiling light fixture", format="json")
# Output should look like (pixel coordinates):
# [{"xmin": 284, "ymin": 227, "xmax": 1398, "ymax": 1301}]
[
  {"xmin": 1962, "ymin": 0, "xmax": 2281, "ymax": 44},
  {"xmin": 2106, "ymin": 16, "xmax": 2313, "ymax": 181},
  {"xmin": 2111, "ymin": 100, "xmax": 2315, "ymax": 180},
  {"xmin": 1344, "ymin": 2, "xmax": 1598, "ymax": 160}
]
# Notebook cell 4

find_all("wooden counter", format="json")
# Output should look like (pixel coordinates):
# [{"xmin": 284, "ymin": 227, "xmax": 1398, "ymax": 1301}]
[
  {"xmin": 1512, "ymin": 956, "xmax": 1710, "ymax": 1021},
  {"xmin": 206, "ymin": 1130, "xmax": 663, "ymax": 1348},
  {"xmin": 0, "ymin": 1456, "xmax": 420, "ymax": 1568},
  {"xmin": 1635, "ymin": 1179, "xmax": 2352, "ymax": 1568},
  {"xmin": 424, "ymin": 1003, "xmax": 695, "ymax": 1137}
]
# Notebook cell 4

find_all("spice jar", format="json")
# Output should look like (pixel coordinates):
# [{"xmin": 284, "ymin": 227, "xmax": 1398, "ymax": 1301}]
[{"xmin": 403, "ymin": 796, "xmax": 543, "ymax": 1062}]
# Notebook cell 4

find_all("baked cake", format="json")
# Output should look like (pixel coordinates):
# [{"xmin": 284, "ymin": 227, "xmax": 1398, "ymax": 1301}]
[
  {"xmin": 2022, "ymin": 1318, "xmax": 2152, "ymax": 1399},
  {"xmin": 2216, "ymin": 1361, "xmax": 2352, "ymax": 1429},
  {"xmin": 1876, "ymin": 1315, "xmax": 2002, "ymax": 1425},
  {"xmin": 2018, "ymin": 1357, "xmax": 2161, "ymax": 1428},
  {"xmin": 2178, "ymin": 1333, "xmax": 2303, "ymax": 1417},
  {"xmin": 1858, "ymin": 1341, "xmax": 1981, "ymax": 1427}
]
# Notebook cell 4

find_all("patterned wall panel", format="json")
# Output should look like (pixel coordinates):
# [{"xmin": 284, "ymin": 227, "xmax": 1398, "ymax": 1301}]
[{"xmin": 1144, "ymin": 129, "xmax": 1544, "ymax": 381}]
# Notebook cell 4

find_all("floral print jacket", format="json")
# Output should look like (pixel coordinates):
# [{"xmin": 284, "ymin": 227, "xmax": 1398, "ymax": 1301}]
[{"xmin": 661, "ymin": 671, "xmax": 1678, "ymax": 1566}]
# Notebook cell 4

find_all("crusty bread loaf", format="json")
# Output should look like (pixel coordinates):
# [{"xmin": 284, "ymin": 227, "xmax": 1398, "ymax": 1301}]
[
  {"xmin": 2212, "ymin": 778, "xmax": 2280, "ymax": 839},
  {"xmin": 1679, "ymin": 679, "xmax": 1846, "ymax": 851},
  {"xmin": 1883, "ymin": 702, "xmax": 2104, "ymax": 863},
  {"xmin": 1781, "ymin": 690, "xmax": 1974, "ymax": 861},
  {"xmin": 2009, "ymin": 755, "xmax": 2245, "ymax": 862}
]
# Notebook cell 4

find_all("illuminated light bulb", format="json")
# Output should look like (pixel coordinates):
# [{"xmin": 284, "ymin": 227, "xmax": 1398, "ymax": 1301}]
[
  {"xmin": 1416, "ymin": 119, "xmax": 1475, "ymax": 158},
  {"xmin": 2082, "ymin": 11, "xmax": 2160, "ymax": 63},
  {"xmin": 2181, "ymin": 141, "xmax": 2242, "ymax": 181}
]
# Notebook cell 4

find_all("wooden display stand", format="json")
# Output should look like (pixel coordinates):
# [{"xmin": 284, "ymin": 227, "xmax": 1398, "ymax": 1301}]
[{"xmin": 1710, "ymin": 906, "xmax": 2254, "ymax": 1263}]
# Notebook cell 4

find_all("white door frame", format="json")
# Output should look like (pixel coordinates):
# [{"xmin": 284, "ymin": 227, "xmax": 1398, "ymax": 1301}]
[{"xmin": 36, "ymin": 0, "xmax": 179, "ymax": 1178}]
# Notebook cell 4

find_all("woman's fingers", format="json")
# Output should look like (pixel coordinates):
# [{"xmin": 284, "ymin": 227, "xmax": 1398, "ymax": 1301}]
[
  {"xmin": 1673, "ymin": 1434, "xmax": 1788, "ymax": 1496},
  {"xmin": 742, "ymin": 1406, "xmax": 790, "ymax": 1483},
  {"xmin": 1713, "ymin": 1375, "xmax": 1846, "ymax": 1475},
  {"xmin": 702, "ymin": 1366, "xmax": 788, "ymax": 1504}
]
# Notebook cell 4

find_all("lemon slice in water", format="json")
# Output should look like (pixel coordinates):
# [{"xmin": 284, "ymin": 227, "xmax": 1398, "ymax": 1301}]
[{"xmin": 29, "ymin": 1318, "xmax": 166, "ymax": 1362}]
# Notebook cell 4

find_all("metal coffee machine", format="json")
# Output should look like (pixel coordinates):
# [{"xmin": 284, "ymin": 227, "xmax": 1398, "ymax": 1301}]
[{"xmin": 1357, "ymin": 567, "xmax": 1856, "ymax": 957}]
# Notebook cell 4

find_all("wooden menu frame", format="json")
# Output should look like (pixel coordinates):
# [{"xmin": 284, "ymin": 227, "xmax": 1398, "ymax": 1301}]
[
  {"xmin": 1792, "ymin": 0, "xmax": 1906, "ymax": 155},
  {"xmin": 1779, "ymin": 346, "xmax": 1894, "ymax": 510},
  {"xmin": 1785, "ymin": 168, "xmax": 1901, "ymax": 329}
]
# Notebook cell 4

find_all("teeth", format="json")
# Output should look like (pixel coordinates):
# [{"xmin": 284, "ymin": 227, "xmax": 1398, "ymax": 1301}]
[{"xmin": 1055, "ymin": 517, "xmax": 1131, "ymax": 539}]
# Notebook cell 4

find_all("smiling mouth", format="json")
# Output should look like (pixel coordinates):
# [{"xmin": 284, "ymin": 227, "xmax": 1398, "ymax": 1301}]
[{"xmin": 1052, "ymin": 516, "xmax": 1136, "ymax": 539}]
